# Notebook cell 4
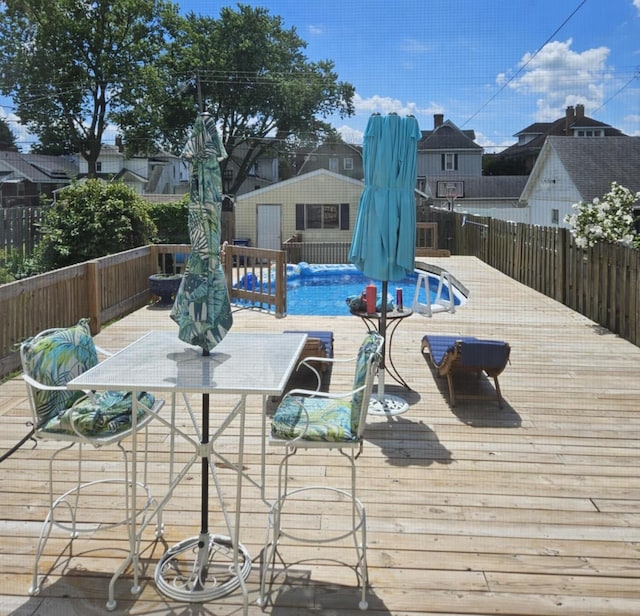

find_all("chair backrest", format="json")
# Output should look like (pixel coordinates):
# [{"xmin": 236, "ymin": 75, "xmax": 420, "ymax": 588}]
[
  {"xmin": 20, "ymin": 319, "xmax": 98, "ymax": 428},
  {"xmin": 350, "ymin": 332, "xmax": 384, "ymax": 437},
  {"xmin": 458, "ymin": 339, "xmax": 510, "ymax": 371}
]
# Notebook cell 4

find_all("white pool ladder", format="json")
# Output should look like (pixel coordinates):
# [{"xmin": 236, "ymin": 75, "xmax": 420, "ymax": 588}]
[{"xmin": 412, "ymin": 270, "xmax": 456, "ymax": 317}]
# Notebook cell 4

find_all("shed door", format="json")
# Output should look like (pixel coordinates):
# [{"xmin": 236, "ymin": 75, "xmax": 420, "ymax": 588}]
[{"xmin": 257, "ymin": 204, "xmax": 281, "ymax": 250}]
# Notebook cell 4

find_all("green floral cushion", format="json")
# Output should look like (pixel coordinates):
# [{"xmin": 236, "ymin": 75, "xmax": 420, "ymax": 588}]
[
  {"xmin": 42, "ymin": 390, "xmax": 156, "ymax": 437},
  {"xmin": 350, "ymin": 332, "xmax": 382, "ymax": 433},
  {"xmin": 22, "ymin": 319, "xmax": 98, "ymax": 426},
  {"xmin": 272, "ymin": 396, "xmax": 355, "ymax": 442},
  {"xmin": 22, "ymin": 318, "xmax": 157, "ymax": 438}
]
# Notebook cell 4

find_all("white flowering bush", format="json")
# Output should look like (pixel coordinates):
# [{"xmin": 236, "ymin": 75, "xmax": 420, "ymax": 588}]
[{"xmin": 564, "ymin": 182, "xmax": 640, "ymax": 249}]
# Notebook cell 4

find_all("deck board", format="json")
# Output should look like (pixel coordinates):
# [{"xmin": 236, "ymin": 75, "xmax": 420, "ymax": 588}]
[{"xmin": 1, "ymin": 256, "xmax": 639, "ymax": 615}]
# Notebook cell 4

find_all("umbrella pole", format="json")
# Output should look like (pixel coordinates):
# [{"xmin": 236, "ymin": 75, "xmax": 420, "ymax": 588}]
[{"xmin": 369, "ymin": 280, "xmax": 410, "ymax": 416}]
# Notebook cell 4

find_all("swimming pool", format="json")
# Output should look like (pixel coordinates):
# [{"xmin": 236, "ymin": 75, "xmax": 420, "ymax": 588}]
[{"xmin": 282, "ymin": 263, "xmax": 466, "ymax": 316}]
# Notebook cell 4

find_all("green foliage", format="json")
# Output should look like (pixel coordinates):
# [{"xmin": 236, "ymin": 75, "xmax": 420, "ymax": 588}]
[
  {"xmin": 146, "ymin": 197, "xmax": 190, "ymax": 243},
  {"xmin": 33, "ymin": 180, "xmax": 157, "ymax": 270},
  {"xmin": 564, "ymin": 182, "xmax": 640, "ymax": 249},
  {"xmin": 0, "ymin": 0, "xmax": 176, "ymax": 174},
  {"xmin": 0, "ymin": 117, "xmax": 17, "ymax": 151},
  {"xmin": 114, "ymin": 4, "xmax": 354, "ymax": 194}
]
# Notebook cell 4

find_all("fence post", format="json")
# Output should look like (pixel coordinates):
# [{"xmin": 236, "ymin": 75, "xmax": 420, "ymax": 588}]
[{"xmin": 87, "ymin": 260, "xmax": 101, "ymax": 334}]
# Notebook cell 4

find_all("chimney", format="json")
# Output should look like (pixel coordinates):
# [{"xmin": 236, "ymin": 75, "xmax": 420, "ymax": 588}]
[
  {"xmin": 565, "ymin": 106, "xmax": 575, "ymax": 135},
  {"xmin": 434, "ymin": 114, "xmax": 444, "ymax": 129},
  {"xmin": 575, "ymin": 104, "xmax": 585, "ymax": 119},
  {"xmin": 115, "ymin": 135, "xmax": 124, "ymax": 152}
]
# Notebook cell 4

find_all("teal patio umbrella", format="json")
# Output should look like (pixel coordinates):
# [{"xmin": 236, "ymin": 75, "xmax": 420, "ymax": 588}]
[
  {"xmin": 349, "ymin": 113, "xmax": 421, "ymax": 415},
  {"xmin": 171, "ymin": 112, "xmax": 233, "ymax": 352}
]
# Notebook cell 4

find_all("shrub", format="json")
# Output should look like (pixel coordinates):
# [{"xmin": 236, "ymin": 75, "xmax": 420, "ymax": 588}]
[
  {"xmin": 565, "ymin": 182, "xmax": 640, "ymax": 249},
  {"xmin": 146, "ymin": 196, "xmax": 189, "ymax": 244},
  {"xmin": 33, "ymin": 180, "xmax": 157, "ymax": 270}
]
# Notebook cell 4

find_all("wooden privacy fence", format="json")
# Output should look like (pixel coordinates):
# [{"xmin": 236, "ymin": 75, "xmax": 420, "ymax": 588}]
[
  {"xmin": 0, "ymin": 244, "xmax": 287, "ymax": 380},
  {"xmin": 0, "ymin": 206, "xmax": 45, "ymax": 259},
  {"xmin": 428, "ymin": 209, "xmax": 640, "ymax": 346}
]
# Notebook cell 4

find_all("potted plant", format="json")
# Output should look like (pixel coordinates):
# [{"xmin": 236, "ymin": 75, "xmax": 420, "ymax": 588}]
[{"xmin": 149, "ymin": 273, "xmax": 182, "ymax": 305}]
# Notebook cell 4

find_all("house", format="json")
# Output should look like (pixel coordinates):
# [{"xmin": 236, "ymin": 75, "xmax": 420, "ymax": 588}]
[
  {"xmin": 0, "ymin": 151, "xmax": 77, "ymax": 207},
  {"xmin": 222, "ymin": 138, "xmax": 280, "ymax": 196},
  {"xmin": 499, "ymin": 104, "xmax": 625, "ymax": 174},
  {"xmin": 417, "ymin": 114, "xmax": 483, "ymax": 194},
  {"xmin": 520, "ymin": 136, "xmax": 640, "ymax": 228},
  {"xmin": 77, "ymin": 144, "xmax": 186, "ymax": 196},
  {"xmin": 427, "ymin": 175, "xmax": 530, "ymax": 223},
  {"xmin": 294, "ymin": 142, "xmax": 364, "ymax": 181},
  {"xmin": 233, "ymin": 169, "xmax": 363, "ymax": 250}
]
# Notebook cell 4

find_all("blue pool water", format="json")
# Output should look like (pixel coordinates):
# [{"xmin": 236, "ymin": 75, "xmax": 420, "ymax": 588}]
[{"xmin": 281, "ymin": 263, "xmax": 462, "ymax": 316}]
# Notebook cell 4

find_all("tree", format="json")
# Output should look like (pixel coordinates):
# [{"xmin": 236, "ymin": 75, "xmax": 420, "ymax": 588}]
[
  {"xmin": 115, "ymin": 4, "xmax": 354, "ymax": 195},
  {"xmin": 0, "ymin": 116, "xmax": 17, "ymax": 151},
  {"xmin": 0, "ymin": 0, "xmax": 176, "ymax": 175},
  {"xmin": 33, "ymin": 180, "xmax": 157, "ymax": 271}
]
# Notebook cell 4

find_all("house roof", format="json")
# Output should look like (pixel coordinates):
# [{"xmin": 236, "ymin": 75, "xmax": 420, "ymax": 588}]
[
  {"xmin": 523, "ymin": 136, "xmax": 640, "ymax": 203},
  {"xmin": 426, "ymin": 175, "xmax": 528, "ymax": 200},
  {"xmin": 0, "ymin": 151, "xmax": 77, "ymax": 184},
  {"xmin": 419, "ymin": 120, "xmax": 482, "ymax": 150},
  {"xmin": 235, "ymin": 168, "xmax": 364, "ymax": 201}
]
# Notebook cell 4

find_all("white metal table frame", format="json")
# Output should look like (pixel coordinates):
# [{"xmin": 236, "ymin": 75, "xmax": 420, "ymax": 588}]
[{"xmin": 68, "ymin": 330, "xmax": 307, "ymax": 613}]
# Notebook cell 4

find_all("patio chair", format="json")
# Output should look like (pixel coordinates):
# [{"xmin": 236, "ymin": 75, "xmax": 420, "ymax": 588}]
[
  {"xmin": 20, "ymin": 318, "xmax": 164, "ymax": 609},
  {"xmin": 421, "ymin": 334, "xmax": 511, "ymax": 407},
  {"xmin": 258, "ymin": 332, "xmax": 384, "ymax": 611}
]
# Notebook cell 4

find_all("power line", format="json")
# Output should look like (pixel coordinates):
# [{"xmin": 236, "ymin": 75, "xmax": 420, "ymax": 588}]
[{"xmin": 460, "ymin": 0, "xmax": 588, "ymax": 128}]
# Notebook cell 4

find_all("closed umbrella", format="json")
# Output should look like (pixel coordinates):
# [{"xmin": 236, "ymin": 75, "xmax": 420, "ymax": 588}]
[
  {"xmin": 171, "ymin": 112, "xmax": 233, "ymax": 351},
  {"xmin": 159, "ymin": 113, "xmax": 249, "ymax": 601},
  {"xmin": 349, "ymin": 113, "xmax": 421, "ymax": 415}
]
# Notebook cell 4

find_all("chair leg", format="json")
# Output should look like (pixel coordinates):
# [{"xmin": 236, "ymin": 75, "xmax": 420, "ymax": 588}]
[
  {"xmin": 446, "ymin": 373, "xmax": 457, "ymax": 407},
  {"xmin": 493, "ymin": 376, "xmax": 504, "ymax": 408}
]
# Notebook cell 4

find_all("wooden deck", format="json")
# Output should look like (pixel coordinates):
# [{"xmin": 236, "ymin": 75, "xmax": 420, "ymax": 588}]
[{"xmin": 1, "ymin": 256, "xmax": 639, "ymax": 616}]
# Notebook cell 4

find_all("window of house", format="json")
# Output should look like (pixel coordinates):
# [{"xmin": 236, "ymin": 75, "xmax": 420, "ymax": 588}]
[
  {"xmin": 441, "ymin": 152, "xmax": 458, "ymax": 171},
  {"xmin": 329, "ymin": 157, "xmax": 339, "ymax": 172},
  {"xmin": 96, "ymin": 161, "xmax": 102, "ymax": 173},
  {"xmin": 343, "ymin": 157, "xmax": 353, "ymax": 170},
  {"xmin": 575, "ymin": 129, "xmax": 604, "ymax": 137},
  {"xmin": 295, "ymin": 203, "xmax": 350, "ymax": 230},
  {"xmin": 551, "ymin": 209, "xmax": 560, "ymax": 225}
]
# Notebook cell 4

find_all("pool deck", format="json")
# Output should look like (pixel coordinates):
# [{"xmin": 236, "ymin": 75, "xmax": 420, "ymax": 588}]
[{"xmin": 1, "ymin": 256, "xmax": 639, "ymax": 615}]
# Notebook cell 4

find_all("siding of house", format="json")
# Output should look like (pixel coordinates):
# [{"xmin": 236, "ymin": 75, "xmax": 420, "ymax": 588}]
[
  {"xmin": 418, "ymin": 150, "xmax": 482, "ymax": 177},
  {"xmin": 527, "ymin": 153, "xmax": 582, "ymax": 228},
  {"xmin": 234, "ymin": 170, "xmax": 364, "ymax": 248}
]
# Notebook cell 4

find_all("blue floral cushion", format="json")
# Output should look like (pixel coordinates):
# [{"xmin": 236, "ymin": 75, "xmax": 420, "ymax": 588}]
[
  {"xmin": 272, "ymin": 396, "xmax": 355, "ymax": 442},
  {"xmin": 22, "ymin": 319, "xmax": 99, "ymax": 426}
]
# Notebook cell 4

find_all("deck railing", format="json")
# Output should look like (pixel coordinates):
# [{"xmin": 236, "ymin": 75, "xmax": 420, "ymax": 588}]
[{"xmin": 0, "ymin": 244, "xmax": 286, "ymax": 380}]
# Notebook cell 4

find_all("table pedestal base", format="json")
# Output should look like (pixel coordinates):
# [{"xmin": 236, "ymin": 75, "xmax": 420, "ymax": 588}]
[
  {"xmin": 368, "ymin": 393, "xmax": 409, "ymax": 416},
  {"xmin": 154, "ymin": 532, "xmax": 251, "ymax": 602}
]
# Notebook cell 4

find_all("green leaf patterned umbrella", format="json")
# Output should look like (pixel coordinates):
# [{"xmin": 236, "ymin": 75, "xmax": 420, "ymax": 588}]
[{"xmin": 171, "ymin": 113, "xmax": 233, "ymax": 353}]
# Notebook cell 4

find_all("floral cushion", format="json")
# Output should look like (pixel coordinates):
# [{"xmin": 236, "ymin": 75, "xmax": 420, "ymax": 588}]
[
  {"xmin": 272, "ymin": 396, "xmax": 356, "ymax": 442},
  {"xmin": 350, "ymin": 333, "xmax": 382, "ymax": 433},
  {"xmin": 42, "ymin": 390, "xmax": 156, "ymax": 437},
  {"xmin": 22, "ymin": 319, "xmax": 99, "ymax": 426},
  {"xmin": 22, "ymin": 318, "xmax": 156, "ymax": 438}
]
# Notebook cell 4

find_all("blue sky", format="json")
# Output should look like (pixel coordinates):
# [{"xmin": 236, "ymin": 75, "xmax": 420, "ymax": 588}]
[
  {"xmin": 3, "ymin": 0, "xmax": 639, "ymax": 152},
  {"xmin": 180, "ymin": 0, "xmax": 640, "ymax": 152}
]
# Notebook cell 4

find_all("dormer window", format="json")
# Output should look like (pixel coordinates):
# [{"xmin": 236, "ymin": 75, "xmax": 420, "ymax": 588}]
[{"xmin": 574, "ymin": 129, "xmax": 604, "ymax": 137}]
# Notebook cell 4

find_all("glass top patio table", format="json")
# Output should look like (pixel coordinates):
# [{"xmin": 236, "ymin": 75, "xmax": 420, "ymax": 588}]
[{"xmin": 68, "ymin": 330, "xmax": 307, "ymax": 613}]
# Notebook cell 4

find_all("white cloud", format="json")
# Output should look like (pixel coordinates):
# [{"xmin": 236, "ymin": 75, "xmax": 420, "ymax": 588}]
[
  {"xmin": 308, "ymin": 24, "xmax": 324, "ymax": 36},
  {"xmin": 336, "ymin": 124, "xmax": 364, "ymax": 144},
  {"xmin": 399, "ymin": 38, "xmax": 431, "ymax": 54},
  {"xmin": 634, "ymin": 0, "xmax": 640, "ymax": 15},
  {"xmin": 504, "ymin": 39, "xmax": 612, "ymax": 121},
  {"xmin": 353, "ymin": 93, "xmax": 441, "ymax": 118}
]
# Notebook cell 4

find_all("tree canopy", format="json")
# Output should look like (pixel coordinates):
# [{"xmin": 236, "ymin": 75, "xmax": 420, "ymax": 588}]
[
  {"xmin": 0, "ymin": 0, "xmax": 176, "ymax": 175},
  {"xmin": 0, "ymin": 116, "xmax": 17, "ymax": 150},
  {"xmin": 114, "ymin": 4, "xmax": 355, "ymax": 194}
]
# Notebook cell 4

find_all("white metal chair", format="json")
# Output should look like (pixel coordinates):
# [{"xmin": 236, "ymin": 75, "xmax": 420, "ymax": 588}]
[
  {"xmin": 20, "ymin": 318, "xmax": 164, "ymax": 611},
  {"xmin": 258, "ymin": 332, "xmax": 383, "ymax": 611}
]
